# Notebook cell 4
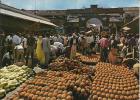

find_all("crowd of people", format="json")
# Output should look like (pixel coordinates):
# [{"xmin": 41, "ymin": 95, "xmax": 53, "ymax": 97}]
[{"xmin": 0, "ymin": 29, "xmax": 139, "ymax": 69}]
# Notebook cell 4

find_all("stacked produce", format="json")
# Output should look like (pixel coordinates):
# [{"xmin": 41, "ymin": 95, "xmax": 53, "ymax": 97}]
[
  {"xmin": 5, "ymin": 61, "xmax": 139, "ymax": 100},
  {"xmin": 48, "ymin": 57, "xmax": 94, "ymax": 75},
  {"xmin": 76, "ymin": 53, "xmax": 100, "ymax": 64},
  {"xmin": 0, "ymin": 65, "xmax": 33, "ymax": 98},
  {"xmin": 6, "ymin": 71, "xmax": 92, "ymax": 100},
  {"xmin": 49, "ymin": 57, "xmax": 81, "ymax": 71},
  {"xmin": 90, "ymin": 62, "xmax": 139, "ymax": 100}
]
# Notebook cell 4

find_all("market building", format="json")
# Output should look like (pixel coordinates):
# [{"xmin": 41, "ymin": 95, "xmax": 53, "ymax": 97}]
[
  {"xmin": 0, "ymin": 1, "xmax": 139, "ymax": 100},
  {"xmin": 24, "ymin": 5, "xmax": 124, "ymax": 33}
]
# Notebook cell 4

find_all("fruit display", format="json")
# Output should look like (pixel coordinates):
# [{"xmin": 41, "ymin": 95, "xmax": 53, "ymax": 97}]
[
  {"xmin": 0, "ymin": 65, "xmax": 34, "ymax": 98},
  {"xmin": 48, "ymin": 57, "xmax": 94, "ymax": 75},
  {"xmin": 90, "ymin": 62, "xmax": 139, "ymax": 100},
  {"xmin": 3, "ymin": 56, "xmax": 139, "ymax": 100},
  {"xmin": 49, "ymin": 57, "xmax": 81, "ymax": 71},
  {"xmin": 6, "ymin": 71, "xmax": 92, "ymax": 100},
  {"xmin": 76, "ymin": 53, "xmax": 100, "ymax": 65}
]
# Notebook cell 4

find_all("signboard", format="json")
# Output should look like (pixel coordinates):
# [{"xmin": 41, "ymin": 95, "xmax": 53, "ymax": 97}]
[
  {"xmin": 67, "ymin": 15, "xmax": 79, "ymax": 22},
  {"xmin": 109, "ymin": 17, "xmax": 121, "ymax": 22}
]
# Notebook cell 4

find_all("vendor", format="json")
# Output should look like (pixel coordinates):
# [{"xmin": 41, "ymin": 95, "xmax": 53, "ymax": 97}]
[
  {"xmin": 50, "ymin": 44, "xmax": 57, "ymax": 60},
  {"xmin": 133, "ymin": 63, "xmax": 140, "ymax": 79},
  {"xmin": 53, "ymin": 42, "xmax": 64, "ymax": 56},
  {"xmin": 108, "ymin": 48, "xmax": 123, "ymax": 64},
  {"xmin": 50, "ymin": 40, "xmax": 58, "ymax": 60},
  {"xmin": 2, "ymin": 50, "xmax": 13, "ymax": 67}
]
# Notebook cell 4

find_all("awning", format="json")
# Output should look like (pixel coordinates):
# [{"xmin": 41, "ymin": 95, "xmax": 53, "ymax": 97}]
[
  {"xmin": 90, "ymin": 24, "xmax": 96, "ymax": 27},
  {"xmin": 123, "ymin": 16, "xmax": 139, "ymax": 27},
  {"xmin": 0, "ymin": 8, "xmax": 57, "ymax": 27},
  {"xmin": 86, "ymin": 30, "xmax": 92, "ymax": 34},
  {"xmin": 122, "ymin": 26, "xmax": 131, "ymax": 31},
  {"xmin": 109, "ymin": 17, "xmax": 121, "ymax": 22},
  {"xmin": 122, "ymin": 16, "xmax": 139, "ymax": 33}
]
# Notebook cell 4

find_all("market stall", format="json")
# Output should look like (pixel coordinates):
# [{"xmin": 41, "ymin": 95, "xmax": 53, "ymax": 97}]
[{"xmin": 0, "ymin": 53, "xmax": 139, "ymax": 100}]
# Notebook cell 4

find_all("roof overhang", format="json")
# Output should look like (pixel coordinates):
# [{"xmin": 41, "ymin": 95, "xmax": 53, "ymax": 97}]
[
  {"xmin": 0, "ymin": 3, "xmax": 58, "ymax": 27},
  {"xmin": 122, "ymin": 26, "xmax": 131, "ymax": 31},
  {"xmin": 123, "ymin": 16, "xmax": 139, "ymax": 27},
  {"xmin": 0, "ymin": 8, "xmax": 57, "ymax": 27}
]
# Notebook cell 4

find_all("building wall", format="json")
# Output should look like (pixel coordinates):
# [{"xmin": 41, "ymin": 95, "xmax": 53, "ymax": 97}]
[{"xmin": 24, "ymin": 6, "xmax": 128, "ymax": 33}]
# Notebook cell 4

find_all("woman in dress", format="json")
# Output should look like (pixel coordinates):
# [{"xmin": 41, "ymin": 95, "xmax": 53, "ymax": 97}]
[{"xmin": 36, "ymin": 36, "xmax": 45, "ymax": 65}]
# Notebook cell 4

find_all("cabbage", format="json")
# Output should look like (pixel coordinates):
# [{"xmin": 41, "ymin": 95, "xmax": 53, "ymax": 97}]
[
  {"xmin": 8, "ymin": 79, "xmax": 19, "ymax": 85},
  {"xmin": 0, "ymin": 82, "xmax": 8, "ymax": 89},
  {"xmin": 0, "ymin": 89, "xmax": 6, "ymax": 95},
  {"xmin": 0, "ymin": 64, "xmax": 33, "ymax": 94},
  {"xmin": 22, "ymin": 65, "xmax": 28, "ymax": 69}
]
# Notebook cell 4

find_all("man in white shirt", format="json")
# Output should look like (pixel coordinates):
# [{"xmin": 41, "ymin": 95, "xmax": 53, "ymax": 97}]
[
  {"xmin": 12, "ymin": 33, "xmax": 21, "ymax": 45},
  {"xmin": 12, "ymin": 33, "xmax": 22, "ymax": 62},
  {"xmin": 14, "ymin": 44, "xmax": 24, "ymax": 62},
  {"xmin": 85, "ymin": 34, "xmax": 94, "ymax": 54},
  {"xmin": 50, "ymin": 45, "xmax": 57, "ymax": 59},
  {"xmin": 53, "ymin": 42, "xmax": 64, "ymax": 50},
  {"xmin": 22, "ymin": 35, "xmax": 27, "ymax": 58}
]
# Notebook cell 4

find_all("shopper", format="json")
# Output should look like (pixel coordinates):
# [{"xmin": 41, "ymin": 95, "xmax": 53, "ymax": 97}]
[
  {"xmin": 50, "ymin": 40, "xmax": 57, "ymax": 60},
  {"xmin": 57, "ymin": 34, "xmax": 63, "ymax": 43},
  {"xmin": 99, "ymin": 32, "xmax": 110, "ymax": 62},
  {"xmin": 86, "ymin": 34, "xmax": 94, "ymax": 55},
  {"xmin": 26, "ymin": 33, "xmax": 36, "ymax": 67},
  {"xmin": 22, "ymin": 34, "xmax": 27, "ymax": 58},
  {"xmin": 128, "ymin": 34, "xmax": 136, "ymax": 51},
  {"xmin": 69, "ymin": 32, "xmax": 78, "ymax": 59},
  {"xmin": 42, "ymin": 34, "xmax": 51, "ymax": 66},
  {"xmin": 12, "ymin": 33, "xmax": 21, "ymax": 45},
  {"xmin": 119, "ymin": 34, "xmax": 126, "ymax": 47},
  {"xmin": 1, "ymin": 50, "xmax": 13, "ymax": 67},
  {"xmin": 63, "ymin": 35, "xmax": 68, "ymax": 46},
  {"xmin": 53, "ymin": 41, "xmax": 64, "ymax": 56},
  {"xmin": 14, "ymin": 43, "xmax": 24, "ymax": 62},
  {"xmin": 6, "ymin": 33, "xmax": 13, "ymax": 45},
  {"xmin": 120, "ymin": 42, "xmax": 128, "ymax": 58},
  {"xmin": 5, "ymin": 33, "xmax": 13, "ymax": 52},
  {"xmin": 0, "ymin": 33, "xmax": 6, "ymax": 65},
  {"xmin": 12, "ymin": 33, "xmax": 22, "ymax": 62},
  {"xmin": 36, "ymin": 35, "xmax": 45, "ymax": 65},
  {"xmin": 95, "ymin": 34, "xmax": 101, "ymax": 53},
  {"xmin": 80, "ymin": 35, "xmax": 87, "ymax": 55},
  {"xmin": 110, "ymin": 35, "xmax": 118, "ymax": 49}
]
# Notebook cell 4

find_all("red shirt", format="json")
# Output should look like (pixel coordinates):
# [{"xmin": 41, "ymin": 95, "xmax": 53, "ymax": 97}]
[{"xmin": 99, "ymin": 38, "xmax": 109, "ymax": 48}]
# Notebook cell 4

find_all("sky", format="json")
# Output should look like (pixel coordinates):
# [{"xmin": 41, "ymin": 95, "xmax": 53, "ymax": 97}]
[{"xmin": 1, "ymin": 0, "xmax": 140, "ymax": 10}]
